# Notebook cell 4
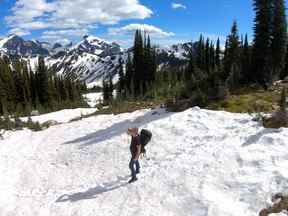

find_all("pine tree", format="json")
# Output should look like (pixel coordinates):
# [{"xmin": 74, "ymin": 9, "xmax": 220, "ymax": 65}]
[
  {"xmin": 133, "ymin": 30, "xmax": 144, "ymax": 95},
  {"xmin": 270, "ymin": 0, "xmax": 287, "ymax": 81},
  {"xmin": 215, "ymin": 38, "xmax": 221, "ymax": 68},
  {"xmin": 196, "ymin": 34, "xmax": 205, "ymax": 70},
  {"xmin": 241, "ymin": 34, "xmax": 251, "ymax": 84},
  {"xmin": 252, "ymin": 0, "xmax": 273, "ymax": 87},
  {"xmin": 280, "ymin": 87, "xmax": 287, "ymax": 113},
  {"xmin": 0, "ymin": 76, "xmax": 7, "ymax": 115},
  {"xmin": 205, "ymin": 38, "xmax": 210, "ymax": 73},
  {"xmin": 108, "ymin": 76, "xmax": 113, "ymax": 100},
  {"xmin": 185, "ymin": 48, "xmax": 195, "ymax": 81},
  {"xmin": 209, "ymin": 42, "xmax": 215, "ymax": 71},
  {"xmin": 102, "ymin": 80, "xmax": 109, "ymax": 104},
  {"xmin": 117, "ymin": 57, "xmax": 126, "ymax": 98},
  {"xmin": 125, "ymin": 53, "xmax": 134, "ymax": 95},
  {"xmin": 281, "ymin": 42, "xmax": 288, "ymax": 79},
  {"xmin": 36, "ymin": 57, "xmax": 50, "ymax": 106},
  {"xmin": 223, "ymin": 21, "xmax": 241, "ymax": 86}
]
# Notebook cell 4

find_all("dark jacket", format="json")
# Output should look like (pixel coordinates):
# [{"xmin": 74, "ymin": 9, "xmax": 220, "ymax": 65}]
[{"xmin": 130, "ymin": 135, "xmax": 141, "ymax": 158}]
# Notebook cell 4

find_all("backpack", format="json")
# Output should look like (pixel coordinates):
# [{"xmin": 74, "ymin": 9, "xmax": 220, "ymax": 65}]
[{"xmin": 140, "ymin": 129, "xmax": 152, "ymax": 154}]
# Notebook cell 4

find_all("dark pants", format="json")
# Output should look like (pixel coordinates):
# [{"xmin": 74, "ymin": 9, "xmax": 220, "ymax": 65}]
[{"xmin": 129, "ymin": 159, "xmax": 140, "ymax": 178}]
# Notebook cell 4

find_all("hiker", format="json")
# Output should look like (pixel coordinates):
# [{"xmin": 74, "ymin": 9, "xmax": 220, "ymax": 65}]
[
  {"xmin": 259, "ymin": 193, "xmax": 288, "ymax": 216},
  {"xmin": 127, "ymin": 127, "xmax": 141, "ymax": 183}
]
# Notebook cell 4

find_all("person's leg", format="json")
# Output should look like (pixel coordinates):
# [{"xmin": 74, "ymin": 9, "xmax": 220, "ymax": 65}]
[
  {"xmin": 135, "ymin": 160, "xmax": 140, "ymax": 174},
  {"xmin": 129, "ymin": 159, "xmax": 136, "ymax": 178}
]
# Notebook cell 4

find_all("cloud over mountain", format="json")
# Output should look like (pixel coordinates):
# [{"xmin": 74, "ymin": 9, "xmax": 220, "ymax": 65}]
[
  {"xmin": 109, "ymin": 24, "xmax": 175, "ymax": 38},
  {"xmin": 5, "ymin": 0, "xmax": 153, "ymax": 41}
]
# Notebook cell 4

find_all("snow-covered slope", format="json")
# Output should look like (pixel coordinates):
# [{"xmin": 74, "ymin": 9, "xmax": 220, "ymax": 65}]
[
  {"xmin": 45, "ymin": 35, "xmax": 123, "ymax": 85},
  {"xmin": 0, "ymin": 107, "xmax": 287, "ymax": 216}
]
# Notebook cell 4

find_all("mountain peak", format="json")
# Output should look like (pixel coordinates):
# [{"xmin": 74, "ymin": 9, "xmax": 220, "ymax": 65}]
[{"xmin": 0, "ymin": 34, "xmax": 49, "ymax": 56}]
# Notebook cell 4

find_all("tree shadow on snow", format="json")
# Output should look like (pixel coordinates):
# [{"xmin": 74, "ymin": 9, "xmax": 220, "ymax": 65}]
[
  {"xmin": 63, "ymin": 108, "xmax": 173, "ymax": 147},
  {"xmin": 242, "ymin": 128, "xmax": 281, "ymax": 147},
  {"xmin": 55, "ymin": 175, "xmax": 130, "ymax": 203}
]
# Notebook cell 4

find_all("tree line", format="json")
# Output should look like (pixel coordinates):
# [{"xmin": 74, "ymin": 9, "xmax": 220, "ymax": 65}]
[
  {"xmin": 0, "ymin": 55, "xmax": 87, "ymax": 116},
  {"xmin": 103, "ymin": 30, "xmax": 157, "ymax": 102},
  {"xmin": 105, "ymin": 0, "xmax": 287, "ymax": 107}
]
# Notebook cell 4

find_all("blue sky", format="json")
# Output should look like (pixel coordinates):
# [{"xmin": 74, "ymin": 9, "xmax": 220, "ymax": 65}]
[{"xmin": 0, "ymin": 0, "xmax": 263, "ymax": 47}]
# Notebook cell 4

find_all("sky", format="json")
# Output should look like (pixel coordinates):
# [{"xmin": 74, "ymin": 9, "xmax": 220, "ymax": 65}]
[{"xmin": 0, "ymin": 0, "xmax": 258, "ymax": 47}]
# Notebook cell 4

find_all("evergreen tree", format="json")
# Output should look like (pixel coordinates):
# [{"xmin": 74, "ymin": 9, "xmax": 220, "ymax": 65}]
[
  {"xmin": 209, "ymin": 42, "xmax": 215, "ymax": 71},
  {"xmin": 196, "ymin": 34, "xmax": 205, "ymax": 70},
  {"xmin": 185, "ymin": 48, "xmax": 195, "ymax": 81},
  {"xmin": 251, "ymin": 0, "xmax": 272, "ymax": 87},
  {"xmin": 205, "ymin": 38, "xmax": 210, "ymax": 73},
  {"xmin": 215, "ymin": 38, "xmax": 221, "ymax": 68},
  {"xmin": 117, "ymin": 57, "xmax": 126, "ymax": 98},
  {"xmin": 270, "ymin": 0, "xmax": 287, "ymax": 81},
  {"xmin": 241, "ymin": 34, "xmax": 251, "ymax": 84},
  {"xmin": 280, "ymin": 87, "xmax": 287, "ymax": 113},
  {"xmin": 133, "ymin": 30, "xmax": 144, "ymax": 95},
  {"xmin": 223, "ymin": 21, "xmax": 241, "ymax": 86},
  {"xmin": 281, "ymin": 42, "xmax": 288, "ymax": 79},
  {"xmin": 125, "ymin": 53, "xmax": 134, "ymax": 94},
  {"xmin": 36, "ymin": 57, "xmax": 50, "ymax": 106},
  {"xmin": 108, "ymin": 76, "xmax": 113, "ymax": 100}
]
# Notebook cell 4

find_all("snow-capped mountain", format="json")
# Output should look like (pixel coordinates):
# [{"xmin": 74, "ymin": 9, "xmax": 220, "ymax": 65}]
[
  {"xmin": 0, "ymin": 35, "xmax": 50, "ymax": 56},
  {"xmin": 45, "ymin": 35, "xmax": 123, "ymax": 86},
  {"xmin": 156, "ymin": 42, "xmax": 194, "ymax": 69},
  {"xmin": 0, "ymin": 34, "xmax": 193, "ymax": 86}
]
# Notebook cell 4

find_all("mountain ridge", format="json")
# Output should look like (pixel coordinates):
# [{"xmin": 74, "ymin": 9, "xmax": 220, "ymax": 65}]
[{"xmin": 0, "ymin": 34, "xmax": 192, "ymax": 86}]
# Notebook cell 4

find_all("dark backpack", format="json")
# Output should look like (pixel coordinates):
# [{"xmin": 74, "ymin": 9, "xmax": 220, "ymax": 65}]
[{"xmin": 140, "ymin": 129, "xmax": 152, "ymax": 154}]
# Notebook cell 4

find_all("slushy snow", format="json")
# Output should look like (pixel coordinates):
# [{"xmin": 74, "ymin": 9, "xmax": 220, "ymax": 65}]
[{"xmin": 0, "ymin": 107, "xmax": 288, "ymax": 216}]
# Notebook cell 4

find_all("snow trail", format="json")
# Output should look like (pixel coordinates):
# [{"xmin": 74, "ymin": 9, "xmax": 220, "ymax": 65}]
[{"xmin": 0, "ymin": 107, "xmax": 288, "ymax": 216}]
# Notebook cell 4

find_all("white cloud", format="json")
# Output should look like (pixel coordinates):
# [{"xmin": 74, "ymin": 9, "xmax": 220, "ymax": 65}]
[
  {"xmin": 40, "ymin": 29, "xmax": 89, "ymax": 43},
  {"xmin": 9, "ymin": 28, "xmax": 31, "ymax": 36},
  {"xmin": 171, "ymin": 3, "xmax": 187, "ymax": 10},
  {"xmin": 5, "ymin": 0, "xmax": 153, "ymax": 37},
  {"xmin": 5, "ymin": 0, "xmax": 56, "ymax": 24},
  {"xmin": 108, "ymin": 24, "xmax": 175, "ymax": 38}
]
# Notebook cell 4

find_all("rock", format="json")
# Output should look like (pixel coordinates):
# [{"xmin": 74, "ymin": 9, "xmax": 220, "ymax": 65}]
[
  {"xmin": 263, "ymin": 111, "xmax": 288, "ymax": 128},
  {"xmin": 30, "ymin": 110, "xmax": 39, "ymax": 116},
  {"xmin": 42, "ymin": 120, "xmax": 59, "ymax": 128}
]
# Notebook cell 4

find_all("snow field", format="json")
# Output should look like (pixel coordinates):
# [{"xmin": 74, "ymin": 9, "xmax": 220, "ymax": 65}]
[
  {"xmin": 20, "ymin": 108, "xmax": 98, "ymax": 124},
  {"xmin": 0, "ymin": 107, "xmax": 287, "ymax": 216}
]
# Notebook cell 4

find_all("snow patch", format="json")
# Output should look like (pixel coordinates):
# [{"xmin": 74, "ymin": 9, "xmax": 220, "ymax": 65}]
[{"xmin": 20, "ymin": 108, "xmax": 97, "ymax": 124}]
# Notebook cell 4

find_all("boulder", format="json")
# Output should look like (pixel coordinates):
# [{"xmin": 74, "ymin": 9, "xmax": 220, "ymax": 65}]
[
  {"xmin": 30, "ymin": 110, "xmax": 39, "ymax": 116},
  {"xmin": 42, "ymin": 120, "xmax": 59, "ymax": 128}
]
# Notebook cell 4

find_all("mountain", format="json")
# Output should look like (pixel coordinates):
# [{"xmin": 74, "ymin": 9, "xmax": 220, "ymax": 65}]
[
  {"xmin": 156, "ymin": 42, "xmax": 194, "ymax": 69},
  {"xmin": 0, "ymin": 34, "xmax": 192, "ymax": 87},
  {"xmin": 45, "ymin": 35, "xmax": 123, "ymax": 87},
  {"xmin": 0, "ymin": 35, "xmax": 50, "ymax": 56}
]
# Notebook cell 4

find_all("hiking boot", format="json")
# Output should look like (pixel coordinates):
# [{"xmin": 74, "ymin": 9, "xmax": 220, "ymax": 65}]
[{"xmin": 128, "ymin": 177, "xmax": 137, "ymax": 183}]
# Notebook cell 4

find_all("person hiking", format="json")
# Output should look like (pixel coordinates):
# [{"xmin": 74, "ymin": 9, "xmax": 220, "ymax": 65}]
[{"xmin": 127, "ymin": 127, "xmax": 141, "ymax": 183}]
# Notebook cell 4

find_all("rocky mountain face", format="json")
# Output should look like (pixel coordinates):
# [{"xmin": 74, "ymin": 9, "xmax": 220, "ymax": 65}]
[
  {"xmin": 0, "ymin": 34, "xmax": 192, "ymax": 87},
  {"xmin": 0, "ymin": 35, "xmax": 49, "ymax": 56}
]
